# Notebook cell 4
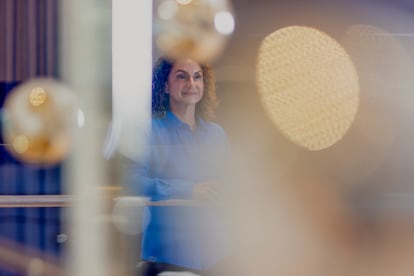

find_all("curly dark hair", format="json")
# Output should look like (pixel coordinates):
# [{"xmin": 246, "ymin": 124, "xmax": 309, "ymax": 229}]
[{"xmin": 151, "ymin": 56, "xmax": 219, "ymax": 121}]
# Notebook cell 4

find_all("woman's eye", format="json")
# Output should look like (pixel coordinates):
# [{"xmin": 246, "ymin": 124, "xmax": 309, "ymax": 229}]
[
  {"xmin": 177, "ymin": 75, "xmax": 185, "ymax": 79},
  {"xmin": 194, "ymin": 74, "xmax": 203, "ymax": 80}
]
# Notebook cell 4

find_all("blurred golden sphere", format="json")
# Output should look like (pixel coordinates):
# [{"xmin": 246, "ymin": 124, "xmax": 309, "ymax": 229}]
[
  {"xmin": 154, "ymin": 0, "xmax": 235, "ymax": 62},
  {"xmin": 2, "ymin": 78, "xmax": 80, "ymax": 165},
  {"xmin": 256, "ymin": 26, "xmax": 359, "ymax": 151}
]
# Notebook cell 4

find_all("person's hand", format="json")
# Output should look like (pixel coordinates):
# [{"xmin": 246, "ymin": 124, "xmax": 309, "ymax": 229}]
[{"xmin": 192, "ymin": 182, "xmax": 221, "ymax": 204}]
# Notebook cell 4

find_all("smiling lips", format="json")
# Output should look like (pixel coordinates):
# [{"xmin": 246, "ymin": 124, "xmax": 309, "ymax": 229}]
[{"xmin": 182, "ymin": 91, "xmax": 199, "ymax": 96}]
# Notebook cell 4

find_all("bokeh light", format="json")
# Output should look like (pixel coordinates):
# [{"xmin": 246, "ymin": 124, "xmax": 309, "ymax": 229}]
[
  {"xmin": 176, "ymin": 0, "xmax": 193, "ymax": 5},
  {"xmin": 29, "ymin": 87, "xmax": 47, "ymax": 107},
  {"xmin": 154, "ymin": 0, "xmax": 235, "ymax": 62},
  {"xmin": 1, "ymin": 78, "xmax": 80, "ymax": 165},
  {"xmin": 214, "ymin": 11, "xmax": 235, "ymax": 35},
  {"xmin": 256, "ymin": 25, "xmax": 359, "ymax": 151},
  {"xmin": 111, "ymin": 196, "xmax": 149, "ymax": 236}
]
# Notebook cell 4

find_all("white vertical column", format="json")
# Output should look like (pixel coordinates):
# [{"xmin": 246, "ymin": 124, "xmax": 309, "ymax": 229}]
[
  {"xmin": 59, "ymin": 1, "xmax": 111, "ymax": 276},
  {"xmin": 111, "ymin": 0, "xmax": 152, "ymax": 162}
]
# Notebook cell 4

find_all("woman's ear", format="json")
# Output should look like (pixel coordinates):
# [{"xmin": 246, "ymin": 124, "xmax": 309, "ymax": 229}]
[{"xmin": 164, "ymin": 84, "xmax": 169, "ymax": 94}]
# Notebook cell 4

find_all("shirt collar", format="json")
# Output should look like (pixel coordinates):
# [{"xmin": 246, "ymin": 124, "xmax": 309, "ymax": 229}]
[{"xmin": 165, "ymin": 110, "xmax": 207, "ymax": 131}]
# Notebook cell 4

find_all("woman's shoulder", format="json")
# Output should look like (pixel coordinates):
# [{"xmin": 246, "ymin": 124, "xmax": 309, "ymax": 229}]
[
  {"xmin": 204, "ymin": 120, "xmax": 225, "ymax": 131},
  {"xmin": 150, "ymin": 115, "xmax": 170, "ymax": 129},
  {"xmin": 200, "ymin": 119, "xmax": 228, "ymax": 139}
]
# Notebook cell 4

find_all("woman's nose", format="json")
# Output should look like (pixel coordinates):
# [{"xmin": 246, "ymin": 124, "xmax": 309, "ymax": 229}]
[{"xmin": 187, "ymin": 77, "xmax": 195, "ymax": 86}]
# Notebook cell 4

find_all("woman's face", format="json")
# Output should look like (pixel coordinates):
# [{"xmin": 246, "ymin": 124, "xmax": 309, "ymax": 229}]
[{"xmin": 166, "ymin": 58, "xmax": 204, "ymax": 108}]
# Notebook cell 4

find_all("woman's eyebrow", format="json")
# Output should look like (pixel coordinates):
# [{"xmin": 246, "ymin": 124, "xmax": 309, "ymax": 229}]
[
  {"xmin": 174, "ymin": 69, "xmax": 202, "ymax": 74},
  {"xmin": 174, "ymin": 69, "xmax": 188, "ymax": 74}
]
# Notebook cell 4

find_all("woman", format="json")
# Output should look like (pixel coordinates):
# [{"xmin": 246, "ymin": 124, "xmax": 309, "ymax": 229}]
[{"xmin": 127, "ymin": 56, "xmax": 232, "ymax": 276}]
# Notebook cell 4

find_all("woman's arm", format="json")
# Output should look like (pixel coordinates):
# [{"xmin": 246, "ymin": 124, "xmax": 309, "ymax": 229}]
[{"xmin": 125, "ymin": 154, "xmax": 195, "ymax": 201}]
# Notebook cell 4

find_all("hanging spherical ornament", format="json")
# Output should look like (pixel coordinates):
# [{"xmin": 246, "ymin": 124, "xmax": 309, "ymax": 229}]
[
  {"xmin": 154, "ymin": 0, "xmax": 235, "ymax": 63},
  {"xmin": 2, "ymin": 78, "xmax": 81, "ymax": 165}
]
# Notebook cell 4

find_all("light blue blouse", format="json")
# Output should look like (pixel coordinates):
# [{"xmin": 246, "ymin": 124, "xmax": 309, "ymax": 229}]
[{"xmin": 126, "ymin": 111, "xmax": 232, "ymax": 270}]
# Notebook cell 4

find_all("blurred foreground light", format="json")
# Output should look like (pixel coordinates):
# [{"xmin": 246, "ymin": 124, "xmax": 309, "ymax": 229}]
[
  {"xmin": 214, "ymin": 11, "xmax": 235, "ymax": 35},
  {"xmin": 29, "ymin": 87, "xmax": 47, "ymax": 106},
  {"xmin": 154, "ymin": 0, "xmax": 234, "ymax": 62},
  {"xmin": 256, "ymin": 26, "xmax": 359, "ymax": 151},
  {"xmin": 176, "ymin": 0, "xmax": 193, "ymax": 5},
  {"xmin": 2, "ymin": 78, "xmax": 80, "ymax": 165},
  {"xmin": 111, "ymin": 196, "xmax": 149, "ymax": 236}
]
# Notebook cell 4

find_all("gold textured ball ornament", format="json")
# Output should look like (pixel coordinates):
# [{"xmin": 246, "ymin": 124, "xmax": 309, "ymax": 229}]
[
  {"xmin": 256, "ymin": 26, "xmax": 360, "ymax": 151},
  {"xmin": 154, "ymin": 0, "xmax": 235, "ymax": 62},
  {"xmin": 2, "ymin": 78, "xmax": 80, "ymax": 165}
]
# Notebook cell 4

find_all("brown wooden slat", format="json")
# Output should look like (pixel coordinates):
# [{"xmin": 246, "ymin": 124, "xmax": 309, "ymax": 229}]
[
  {"xmin": 0, "ymin": 195, "xmax": 202, "ymax": 208},
  {"xmin": 0, "ymin": 195, "xmax": 72, "ymax": 208}
]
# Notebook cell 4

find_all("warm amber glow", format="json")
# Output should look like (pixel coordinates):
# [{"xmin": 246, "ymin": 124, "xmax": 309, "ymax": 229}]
[
  {"xmin": 256, "ymin": 26, "xmax": 359, "ymax": 151},
  {"xmin": 2, "ymin": 78, "xmax": 78, "ymax": 165},
  {"xmin": 29, "ymin": 87, "xmax": 47, "ymax": 107},
  {"xmin": 12, "ymin": 135, "xmax": 29, "ymax": 154}
]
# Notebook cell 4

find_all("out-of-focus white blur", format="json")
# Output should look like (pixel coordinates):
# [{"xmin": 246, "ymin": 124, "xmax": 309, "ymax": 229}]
[
  {"xmin": 50, "ymin": 1, "xmax": 414, "ymax": 276},
  {"xmin": 215, "ymin": 1, "xmax": 414, "ymax": 276},
  {"xmin": 111, "ymin": 196, "xmax": 150, "ymax": 236},
  {"xmin": 60, "ymin": 0, "xmax": 113, "ymax": 276}
]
